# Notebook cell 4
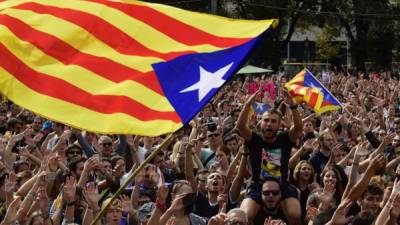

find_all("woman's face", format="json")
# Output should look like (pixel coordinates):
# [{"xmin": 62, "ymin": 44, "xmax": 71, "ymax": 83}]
[
  {"xmin": 323, "ymin": 170, "xmax": 337, "ymax": 187},
  {"xmin": 105, "ymin": 203, "xmax": 123, "ymax": 224},
  {"xmin": 215, "ymin": 151, "xmax": 229, "ymax": 167},
  {"xmin": 299, "ymin": 163, "xmax": 313, "ymax": 181}
]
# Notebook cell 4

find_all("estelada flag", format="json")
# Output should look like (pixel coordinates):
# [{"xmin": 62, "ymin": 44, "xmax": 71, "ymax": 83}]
[
  {"xmin": 0, "ymin": 0, "xmax": 277, "ymax": 136},
  {"xmin": 285, "ymin": 69, "xmax": 342, "ymax": 114}
]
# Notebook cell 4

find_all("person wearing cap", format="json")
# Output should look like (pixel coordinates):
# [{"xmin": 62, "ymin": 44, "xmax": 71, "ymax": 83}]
[
  {"xmin": 137, "ymin": 202, "xmax": 155, "ymax": 225},
  {"xmin": 199, "ymin": 127, "xmax": 222, "ymax": 170},
  {"xmin": 236, "ymin": 90, "xmax": 302, "ymax": 225}
]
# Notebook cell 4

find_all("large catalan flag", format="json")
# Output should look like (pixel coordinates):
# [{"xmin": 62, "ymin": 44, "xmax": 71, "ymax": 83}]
[
  {"xmin": 285, "ymin": 69, "xmax": 342, "ymax": 114},
  {"xmin": 0, "ymin": 0, "xmax": 277, "ymax": 136}
]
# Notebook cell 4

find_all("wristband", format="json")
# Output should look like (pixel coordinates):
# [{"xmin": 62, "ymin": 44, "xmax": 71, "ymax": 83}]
[
  {"xmin": 66, "ymin": 200, "xmax": 76, "ymax": 206},
  {"xmin": 155, "ymin": 199, "xmax": 167, "ymax": 212}
]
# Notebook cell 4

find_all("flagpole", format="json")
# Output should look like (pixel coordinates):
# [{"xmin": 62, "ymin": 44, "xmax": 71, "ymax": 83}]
[
  {"xmin": 304, "ymin": 68, "xmax": 344, "ymax": 108},
  {"xmin": 90, "ymin": 133, "xmax": 176, "ymax": 225}
]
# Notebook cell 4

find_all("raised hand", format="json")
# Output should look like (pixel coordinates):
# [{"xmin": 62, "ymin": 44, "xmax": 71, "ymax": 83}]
[
  {"xmin": 63, "ymin": 176, "xmax": 77, "ymax": 204},
  {"xmin": 36, "ymin": 186, "xmax": 49, "ymax": 216},
  {"xmin": 208, "ymin": 212, "xmax": 226, "ymax": 225},
  {"xmin": 5, "ymin": 172, "xmax": 17, "ymax": 195},
  {"xmin": 316, "ymin": 183, "xmax": 336, "ymax": 209},
  {"xmin": 156, "ymin": 184, "xmax": 169, "ymax": 204},
  {"xmin": 329, "ymin": 199, "xmax": 353, "ymax": 225},
  {"xmin": 119, "ymin": 195, "xmax": 133, "ymax": 213},
  {"xmin": 85, "ymin": 182, "xmax": 100, "ymax": 209},
  {"xmin": 3, "ymin": 196, "xmax": 22, "ymax": 224}
]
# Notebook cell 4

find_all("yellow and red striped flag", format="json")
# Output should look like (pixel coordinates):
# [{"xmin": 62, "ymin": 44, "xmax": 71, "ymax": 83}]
[{"xmin": 0, "ymin": 0, "xmax": 277, "ymax": 136}]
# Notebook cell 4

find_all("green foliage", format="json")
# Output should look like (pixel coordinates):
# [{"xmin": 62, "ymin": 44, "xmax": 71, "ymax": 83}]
[{"xmin": 315, "ymin": 25, "xmax": 340, "ymax": 61}]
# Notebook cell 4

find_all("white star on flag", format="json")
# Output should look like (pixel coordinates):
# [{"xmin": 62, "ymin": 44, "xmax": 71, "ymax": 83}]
[{"xmin": 180, "ymin": 62, "xmax": 234, "ymax": 102}]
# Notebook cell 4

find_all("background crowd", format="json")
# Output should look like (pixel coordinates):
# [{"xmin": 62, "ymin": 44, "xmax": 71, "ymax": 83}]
[{"xmin": 1, "ymin": 68, "xmax": 400, "ymax": 225}]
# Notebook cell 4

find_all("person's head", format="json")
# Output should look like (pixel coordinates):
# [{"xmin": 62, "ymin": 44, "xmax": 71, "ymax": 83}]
[
  {"xmin": 377, "ymin": 129, "xmax": 387, "ymax": 141},
  {"xmin": 215, "ymin": 148, "xmax": 229, "ymax": 168},
  {"xmin": 52, "ymin": 122, "xmax": 65, "ymax": 135},
  {"xmin": 196, "ymin": 169, "xmax": 209, "ymax": 193},
  {"xmin": 16, "ymin": 170, "xmax": 32, "ymax": 188},
  {"xmin": 102, "ymin": 198, "xmax": 123, "ymax": 225},
  {"xmin": 226, "ymin": 208, "xmax": 248, "ymax": 225},
  {"xmin": 260, "ymin": 109, "xmax": 282, "ymax": 140},
  {"xmin": 350, "ymin": 212, "xmax": 376, "ymax": 225},
  {"xmin": 145, "ymin": 148, "xmax": 166, "ymax": 169},
  {"xmin": 223, "ymin": 134, "xmax": 239, "ymax": 154},
  {"xmin": 261, "ymin": 177, "xmax": 281, "ymax": 212},
  {"xmin": 206, "ymin": 172, "xmax": 225, "ymax": 194},
  {"xmin": 171, "ymin": 180, "xmax": 193, "ymax": 199},
  {"xmin": 321, "ymin": 165, "xmax": 346, "ymax": 200},
  {"xmin": 394, "ymin": 118, "xmax": 400, "ymax": 134},
  {"xmin": 230, "ymin": 108, "xmax": 241, "ymax": 124},
  {"xmin": 7, "ymin": 118, "xmax": 23, "ymax": 134},
  {"xmin": 202, "ymin": 104, "xmax": 213, "ymax": 117},
  {"xmin": 31, "ymin": 116, "xmax": 43, "ymax": 132},
  {"xmin": 312, "ymin": 208, "xmax": 336, "ymax": 225},
  {"xmin": 137, "ymin": 202, "xmax": 155, "ymax": 225},
  {"xmin": 13, "ymin": 160, "xmax": 30, "ymax": 173},
  {"xmin": 293, "ymin": 160, "xmax": 314, "ymax": 184},
  {"xmin": 28, "ymin": 211, "xmax": 44, "ymax": 225},
  {"xmin": 98, "ymin": 136, "xmax": 114, "ymax": 157},
  {"xmin": 359, "ymin": 184, "xmax": 383, "ymax": 215},
  {"xmin": 318, "ymin": 133, "xmax": 334, "ymax": 151},
  {"xmin": 65, "ymin": 144, "xmax": 83, "ymax": 160},
  {"xmin": 68, "ymin": 156, "xmax": 86, "ymax": 179},
  {"xmin": 332, "ymin": 146, "xmax": 348, "ymax": 164},
  {"xmin": 207, "ymin": 129, "xmax": 222, "ymax": 150},
  {"xmin": 347, "ymin": 121, "xmax": 361, "ymax": 138},
  {"xmin": 303, "ymin": 120, "xmax": 314, "ymax": 133},
  {"xmin": 143, "ymin": 164, "xmax": 160, "ymax": 188},
  {"xmin": 111, "ymin": 155, "xmax": 126, "ymax": 176}
]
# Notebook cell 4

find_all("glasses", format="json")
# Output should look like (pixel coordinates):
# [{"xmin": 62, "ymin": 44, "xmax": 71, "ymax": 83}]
[
  {"xmin": 68, "ymin": 150, "xmax": 81, "ymax": 155},
  {"xmin": 102, "ymin": 142, "xmax": 112, "ymax": 147},
  {"xmin": 262, "ymin": 190, "xmax": 281, "ymax": 196}
]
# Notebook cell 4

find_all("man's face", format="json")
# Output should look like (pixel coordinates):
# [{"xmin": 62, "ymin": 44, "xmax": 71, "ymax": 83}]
[
  {"xmin": 394, "ymin": 120, "xmax": 400, "ymax": 134},
  {"xmin": 207, "ymin": 172, "xmax": 225, "ymax": 193},
  {"xmin": 32, "ymin": 118, "xmax": 42, "ymax": 132},
  {"xmin": 197, "ymin": 172, "xmax": 209, "ymax": 193},
  {"xmin": 303, "ymin": 121, "xmax": 314, "ymax": 133},
  {"xmin": 261, "ymin": 181, "xmax": 281, "ymax": 211},
  {"xmin": 226, "ymin": 139, "xmax": 238, "ymax": 153},
  {"xmin": 207, "ymin": 131, "xmax": 221, "ymax": 148},
  {"xmin": 74, "ymin": 161, "xmax": 85, "ymax": 179},
  {"xmin": 100, "ymin": 137, "xmax": 113, "ymax": 156},
  {"xmin": 322, "ymin": 135, "xmax": 334, "ymax": 151},
  {"xmin": 66, "ymin": 148, "xmax": 82, "ymax": 159},
  {"xmin": 260, "ymin": 113, "xmax": 281, "ymax": 139},
  {"xmin": 360, "ymin": 193, "xmax": 383, "ymax": 215}
]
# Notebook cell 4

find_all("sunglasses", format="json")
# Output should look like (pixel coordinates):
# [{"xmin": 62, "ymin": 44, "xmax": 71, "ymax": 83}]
[
  {"xmin": 262, "ymin": 190, "xmax": 281, "ymax": 196},
  {"xmin": 102, "ymin": 142, "xmax": 112, "ymax": 147},
  {"xmin": 68, "ymin": 150, "xmax": 81, "ymax": 155}
]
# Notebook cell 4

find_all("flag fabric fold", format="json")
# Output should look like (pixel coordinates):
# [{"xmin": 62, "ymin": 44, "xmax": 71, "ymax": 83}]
[
  {"xmin": 0, "ymin": 0, "xmax": 277, "ymax": 135},
  {"xmin": 285, "ymin": 69, "xmax": 342, "ymax": 114}
]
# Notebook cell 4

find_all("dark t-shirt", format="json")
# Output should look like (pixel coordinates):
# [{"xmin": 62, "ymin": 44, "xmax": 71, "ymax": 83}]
[
  {"xmin": 253, "ymin": 207, "xmax": 288, "ymax": 225},
  {"xmin": 194, "ymin": 191, "xmax": 236, "ymax": 219},
  {"xmin": 308, "ymin": 151, "xmax": 329, "ymax": 179},
  {"xmin": 247, "ymin": 131, "xmax": 294, "ymax": 181}
]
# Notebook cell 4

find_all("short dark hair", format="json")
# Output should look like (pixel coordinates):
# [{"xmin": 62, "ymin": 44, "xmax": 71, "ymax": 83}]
[
  {"xmin": 65, "ymin": 144, "xmax": 82, "ymax": 155},
  {"xmin": 68, "ymin": 156, "xmax": 86, "ymax": 172},
  {"xmin": 261, "ymin": 176, "xmax": 281, "ymax": 189},
  {"xmin": 361, "ymin": 184, "xmax": 383, "ymax": 199},
  {"xmin": 313, "ymin": 208, "xmax": 336, "ymax": 225},
  {"xmin": 351, "ymin": 212, "xmax": 376, "ymax": 225}
]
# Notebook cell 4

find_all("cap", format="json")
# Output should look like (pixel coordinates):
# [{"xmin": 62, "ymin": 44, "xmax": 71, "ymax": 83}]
[{"xmin": 138, "ymin": 202, "xmax": 155, "ymax": 221}]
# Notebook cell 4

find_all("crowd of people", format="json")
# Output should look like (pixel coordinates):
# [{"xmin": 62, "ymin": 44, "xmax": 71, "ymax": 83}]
[{"xmin": 0, "ymin": 68, "xmax": 400, "ymax": 225}]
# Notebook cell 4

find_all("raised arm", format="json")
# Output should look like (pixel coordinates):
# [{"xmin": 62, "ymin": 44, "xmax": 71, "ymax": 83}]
[
  {"xmin": 235, "ymin": 91, "xmax": 259, "ymax": 142},
  {"xmin": 283, "ymin": 90, "xmax": 303, "ymax": 143}
]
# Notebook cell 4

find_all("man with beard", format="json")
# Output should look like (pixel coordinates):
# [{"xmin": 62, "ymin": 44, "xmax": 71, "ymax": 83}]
[
  {"xmin": 236, "ymin": 90, "xmax": 302, "ymax": 225},
  {"xmin": 253, "ymin": 177, "xmax": 288, "ymax": 224},
  {"xmin": 309, "ymin": 132, "xmax": 335, "ymax": 179}
]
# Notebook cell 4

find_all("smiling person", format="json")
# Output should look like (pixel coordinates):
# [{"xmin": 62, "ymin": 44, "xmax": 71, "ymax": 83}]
[{"xmin": 236, "ymin": 89, "xmax": 303, "ymax": 225}]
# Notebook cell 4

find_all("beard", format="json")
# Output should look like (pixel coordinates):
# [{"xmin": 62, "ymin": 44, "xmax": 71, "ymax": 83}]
[{"xmin": 261, "ymin": 128, "xmax": 278, "ymax": 139}]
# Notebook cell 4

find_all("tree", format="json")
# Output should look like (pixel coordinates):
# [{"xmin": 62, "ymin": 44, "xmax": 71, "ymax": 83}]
[{"xmin": 315, "ymin": 25, "xmax": 340, "ymax": 62}]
